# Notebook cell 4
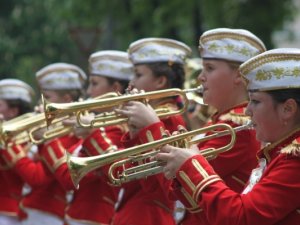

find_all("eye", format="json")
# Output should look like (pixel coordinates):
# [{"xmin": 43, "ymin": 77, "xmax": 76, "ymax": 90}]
[
  {"xmin": 203, "ymin": 64, "xmax": 214, "ymax": 72},
  {"xmin": 249, "ymin": 99, "xmax": 260, "ymax": 105},
  {"xmin": 90, "ymin": 80, "xmax": 98, "ymax": 86},
  {"xmin": 135, "ymin": 73, "xmax": 142, "ymax": 78}
]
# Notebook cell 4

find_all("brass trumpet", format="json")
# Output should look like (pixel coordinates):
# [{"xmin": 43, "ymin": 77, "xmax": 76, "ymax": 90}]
[
  {"xmin": 44, "ymin": 87, "xmax": 203, "ymax": 129},
  {"xmin": 43, "ymin": 92, "xmax": 121, "ymax": 127},
  {"xmin": 0, "ymin": 113, "xmax": 44, "ymax": 146},
  {"xmin": 67, "ymin": 122, "xmax": 252, "ymax": 188},
  {"xmin": 0, "ymin": 112, "xmax": 73, "ymax": 146},
  {"xmin": 0, "ymin": 92, "xmax": 123, "ymax": 146}
]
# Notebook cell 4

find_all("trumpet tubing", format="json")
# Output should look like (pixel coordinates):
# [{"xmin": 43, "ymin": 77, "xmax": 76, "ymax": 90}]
[
  {"xmin": 67, "ymin": 122, "xmax": 251, "ymax": 188},
  {"xmin": 0, "ymin": 113, "xmax": 45, "ymax": 146},
  {"xmin": 43, "ymin": 92, "xmax": 120, "ymax": 127},
  {"xmin": 45, "ymin": 87, "xmax": 203, "ymax": 129},
  {"xmin": 0, "ymin": 112, "xmax": 75, "ymax": 146}
]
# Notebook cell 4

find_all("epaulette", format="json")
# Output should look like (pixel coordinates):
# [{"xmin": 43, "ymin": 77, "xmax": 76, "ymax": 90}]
[
  {"xmin": 280, "ymin": 137, "xmax": 300, "ymax": 156},
  {"xmin": 219, "ymin": 107, "xmax": 250, "ymax": 125}
]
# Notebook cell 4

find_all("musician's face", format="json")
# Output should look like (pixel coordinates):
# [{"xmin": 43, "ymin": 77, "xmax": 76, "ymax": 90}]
[
  {"xmin": 87, "ymin": 75, "xmax": 115, "ymax": 98},
  {"xmin": 42, "ymin": 90, "xmax": 69, "ymax": 103},
  {"xmin": 198, "ymin": 59, "xmax": 239, "ymax": 112},
  {"xmin": 246, "ymin": 91, "xmax": 285, "ymax": 143},
  {"xmin": 130, "ymin": 64, "xmax": 162, "ymax": 92},
  {"xmin": 0, "ymin": 99, "xmax": 18, "ymax": 120}
]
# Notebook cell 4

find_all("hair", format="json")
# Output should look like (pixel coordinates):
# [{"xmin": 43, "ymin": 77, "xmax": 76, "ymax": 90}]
[
  {"xmin": 227, "ymin": 60, "xmax": 241, "ymax": 70},
  {"xmin": 145, "ymin": 62, "xmax": 185, "ymax": 89},
  {"xmin": 106, "ymin": 77, "xmax": 129, "ymax": 94},
  {"xmin": 6, "ymin": 99, "xmax": 33, "ymax": 116},
  {"xmin": 55, "ymin": 89, "xmax": 84, "ymax": 101},
  {"xmin": 267, "ymin": 89, "xmax": 300, "ymax": 107},
  {"xmin": 203, "ymin": 58, "xmax": 241, "ymax": 70}
]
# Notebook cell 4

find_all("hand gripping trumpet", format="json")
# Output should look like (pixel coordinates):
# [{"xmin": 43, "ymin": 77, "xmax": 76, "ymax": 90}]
[
  {"xmin": 44, "ymin": 86, "xmax": 204, "ymax": 129},
  {"xmin": 67, "ymin": 121, "xmax": 253, "ymax": 188}
]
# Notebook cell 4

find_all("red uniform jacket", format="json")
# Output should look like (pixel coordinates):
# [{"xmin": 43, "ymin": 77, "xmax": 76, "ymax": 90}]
[
  {"xmin": 13, "ymin": 135, "xmax": 81, "ymax": 219},
  {"xmin": 173, "ymin": 129, "xmax": 300, "ymax": 225},
  {"xmin": 0, "ymin": 164, "xmax": 24, "ymax": 219},
  {"xmin": 0, "ymin": 145, "xmax": 28, "ymax": 220},
  {"xmin": 180, "ymin": 103, "xmax": 261, "ymax": 224},
  {"xmin": 112, "ymin": 100, "xmax": 186, "ymax": 225},
  {"xmin": 55, "ymin": 126, "xmax": 124, "ymax": 224}
]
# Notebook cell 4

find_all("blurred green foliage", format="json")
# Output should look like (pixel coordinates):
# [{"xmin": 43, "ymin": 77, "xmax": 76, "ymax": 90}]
[{"xmin": 0, "ymin": 0, "xmax": 297, "ymax": 91}]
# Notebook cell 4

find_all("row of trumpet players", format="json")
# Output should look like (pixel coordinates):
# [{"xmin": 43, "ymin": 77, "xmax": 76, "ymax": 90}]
[
  {"xmin": 0, "ymin": 36, "xmax": 216, "ymax": 225},
  {"xmin": 2, "ymin": 28, "xmax": 299, "ymax": 225}
]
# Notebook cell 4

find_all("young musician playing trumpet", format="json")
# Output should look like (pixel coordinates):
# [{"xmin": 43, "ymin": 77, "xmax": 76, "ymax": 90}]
[
  {"xmin": 1, "ymin": 63, "xmax": 87, "ymax": 225},
  {"xmin": 156, "ymin": 48, "xmax": 300, "ymax": 225},
  {"xmin": 116, "ymin": 28, "xmax": 266, "ymax": 225},
  {"xmin": 113, "ymin": 37, "xmax": 191, "ymax": 225},
  {"xmin": 50, "ymin": 50, "xmax": 133, "ymax": 225},
  {"xmin": 0, "ymin": 79, "xmax": 34, "ymax": 225}
]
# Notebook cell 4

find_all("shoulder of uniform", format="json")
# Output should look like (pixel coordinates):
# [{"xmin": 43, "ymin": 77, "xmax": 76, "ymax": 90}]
[
  {"xmin": 280, "ymin": 138, "xmax": 300, "ymax": 157},
  {"xmin": 219, "ymin": 107, "xmax": 250, "ymax": 125}
]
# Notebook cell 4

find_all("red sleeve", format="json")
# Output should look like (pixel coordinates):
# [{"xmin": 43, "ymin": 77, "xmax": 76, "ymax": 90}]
[
  {"xmin": 40, "ymin": 136, "xmax": 83, "ymax": 190},
  {"xmin": 82, "ymin": 126, "xmax": 123, "ymax": 156},
  {"xmin": 175, "ymin": 154, "xmax": 300, "ymax": 225},
  {"xmin": 198, "ymin": 122, "xmax": 259, "ymax": 178},
  {"xmin": 78, "ymin": 126, "xmax": 125, "ymax": 184},
  {"xmin": 0, "ymin": 144, "xmax": 54, "ymax": 187},
  {"xmin": 55, "ymin": 162, "xmax": 102, "ymax": 191},
  {"xmin": 14, "ymin": 156, "xmax": 53, "ymax": 187},
  {"xmin": 139, "ymin": 115, "xmax": 186, "ymax": 193}
]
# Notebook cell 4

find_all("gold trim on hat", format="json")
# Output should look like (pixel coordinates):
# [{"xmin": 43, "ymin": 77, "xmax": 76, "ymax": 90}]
[
  {"xmin": 0, "ymin": 84, "xmax": 34, "ymax": 98},
  {"xmin": 89, "ymin": 54, "xmax": 131, "ymax": 64},
  {"xmin": 133, "ymin": 48, "xmax": 187, "ymax": 61},
  {"xmin": 37, "ymin": 68, "xmax": 86, "ymax": 83},
  {"xmin": 202, "ymin": 42, "xmax": 256, "ymax": 58},
  {"xmin": 93, "ymin": 63, "xmax": 131, "ymax": 74},
  {"xmin": 199, "ymin": 32, "xmax": 266, "ymax": 54},
  {"xmin": 129, "ymin": 39, "xmax": 192, "ymax": 56},
  {"xmin": 240, "ymin": 53, "xmax": 300, "ymax": 76}
]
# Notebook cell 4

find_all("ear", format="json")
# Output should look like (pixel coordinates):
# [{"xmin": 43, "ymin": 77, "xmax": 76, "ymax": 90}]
[
  {"xmin": 233, "ymin": 70, "xmax": 244, "ymax": 85},
  {"xmin": 281, "ymin": 98, "xmax": 298, "ymax": 120},
  {"xmin": 112, "ymin": 81, "xmax": 123, "ymax": 93},
  {"xmin": 155, "ymin": 75, "xmax": 168, "ymax": 89}
]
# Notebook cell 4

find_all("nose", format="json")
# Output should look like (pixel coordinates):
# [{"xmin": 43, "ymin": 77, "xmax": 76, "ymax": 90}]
[
  {"xmin": 197, "ymin": 70, "xmax": 205, "ymax": 83},
  {"xmin": 86, "ymin": 85, "xmax": 92, "ymax": 96},
  {"xmin": 245, "ymin": 103, "xmax": 252, "ymax": 116}
]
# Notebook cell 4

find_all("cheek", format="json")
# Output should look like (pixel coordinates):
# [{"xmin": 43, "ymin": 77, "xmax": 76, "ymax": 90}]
[
  {"xmin": 133, "ymin": 77, "xmax": 146, "ymax": 90},
  {"xmin": 253, "ymin": 109, "xmax": 278, "ymax": 141},
  {"xmin": 91, "ymin": 85, "xmax": 107, "ymax": 97}
]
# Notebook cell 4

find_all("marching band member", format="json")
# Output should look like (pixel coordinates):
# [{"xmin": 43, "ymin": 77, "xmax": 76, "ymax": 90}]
[
  {"xmin": 117, "ymin": 28, "xmax": 266, "ymax": 225},
  {"xmin": 1, "ymin": 63, "xmax": 87, "ymax": 225},
  {"xmin": 0, "ymin": 79, "xmax": 34, "ymax": 225},
  {"xmin": 156, "ymin": 48, "xmax": 300, "ymax": 225},
  {"xmin": 52, "ymin": 50, "xmax": 133, "ymax": 225},
  {"xmin": 113, "ymin": 38, "xmax": 191, "ymax": 225},
  {"xmin": 178, "ymin": 28, "xmax": 266, "ymax": 225}
]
